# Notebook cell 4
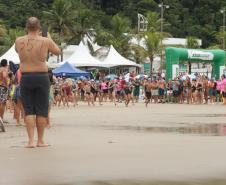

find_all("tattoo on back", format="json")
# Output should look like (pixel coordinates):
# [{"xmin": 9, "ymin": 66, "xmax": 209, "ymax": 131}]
[{"xmin": 18, "ymin": 38, "xmax": 45, "ymax": 61}]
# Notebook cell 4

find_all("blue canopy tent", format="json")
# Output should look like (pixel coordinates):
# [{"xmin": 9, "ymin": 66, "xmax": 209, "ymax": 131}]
[{"xmin": 53, "ymin": 62, "xmax": 90, "ymax": 78}]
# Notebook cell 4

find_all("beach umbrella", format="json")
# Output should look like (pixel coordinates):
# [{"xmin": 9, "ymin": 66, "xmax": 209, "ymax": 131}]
[
  {"xmin": 181, "ymin": 74, "xmax": 196, "ymax": 81},
  {"xmin": 79, "ymin": 76, "xmax": 87, "ymax": 80},
  {"xmin": 105, "ymin": 74, "xmax": 118, "ymax": 80},
  {"xmin": 135, "ymin": 74, "xmax": 148, "ymax": 79},
  {"xmin": 188, "ymin": 74, "xmax": 197, "ymax": 80}
]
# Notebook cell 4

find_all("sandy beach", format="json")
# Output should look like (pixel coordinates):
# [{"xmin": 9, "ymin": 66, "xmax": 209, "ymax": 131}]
[{"xmin": 1, "ymin": 103, "xmax": 226, "ymax": 185}]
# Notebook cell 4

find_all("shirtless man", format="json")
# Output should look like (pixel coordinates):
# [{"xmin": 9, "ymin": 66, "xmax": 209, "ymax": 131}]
[
  {"xmin": 84, "ymin": 81, "xmax": 94, "ymax": 106},
  {"xmin": 144, "ymin": 79, "xmax": 152, "ymax": 107},
  {"xmin": 158, "ymin": 78, "xmax": 165, "ymax": 103},
  {"xmin": 208, "ymin": 79, "xmax": 216, "ymax": 104},
  {"xmin": 203, "ymin": 77, "xmax": 209, "ymax": 104},
  {"xmin": 151, "ymin": 80, "xmax": 159, "ymax": 104},
  {"xmin": 0, "ymin": 59, "xmax": 9, "ymax": 123},
  {"xmin": 15, "ymin": 17, "xmax": 60, "ymax": 148}
]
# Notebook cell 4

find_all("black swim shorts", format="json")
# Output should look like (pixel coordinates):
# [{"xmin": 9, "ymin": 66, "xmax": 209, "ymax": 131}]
[
  {"xmin": 20, "ymin": 72, "xmax": 50, "ymax": 118},
  {"xmin": 146, "ymin": 91, "xmax": 152, "ymax": 99},
  {"xmin": 158, "ymin": 88, "xmax": 165, "ymax": 96}
]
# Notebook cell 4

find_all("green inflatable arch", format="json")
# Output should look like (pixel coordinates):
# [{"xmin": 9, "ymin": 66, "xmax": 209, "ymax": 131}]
[{"xmin": 165, "ymin": 47, "xmax": 226, "ymax": 80}]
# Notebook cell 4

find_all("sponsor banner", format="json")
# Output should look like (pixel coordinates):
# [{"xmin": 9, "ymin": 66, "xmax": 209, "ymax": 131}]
[
  {"xmin": 191, "ymin": 68, "xmax": 208, "ymax": 73},
  {"xmin": 172, "ymin": 64, "xmax": 179, "ymax": 79},
  {"xmin": 188, "ymin": 50, "xmax": 214, "ymax": 61},
  {"xmin": 220, "ymin": 66, "xmax": 225, "ymax": 77}
]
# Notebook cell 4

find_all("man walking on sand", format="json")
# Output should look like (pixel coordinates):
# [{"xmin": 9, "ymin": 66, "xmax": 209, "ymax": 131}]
[
  {"xmin": 0, "ymin": 59, "xmax": 9, "ymax": 125},
  {"xmin": 15, "ymin": 17, "xmax": 60, "ymax": 148}
]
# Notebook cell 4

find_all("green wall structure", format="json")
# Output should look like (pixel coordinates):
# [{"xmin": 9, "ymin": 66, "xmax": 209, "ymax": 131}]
[{"xmin": 165, "ymin": 47, "xmax": 226, "ymax": 80}]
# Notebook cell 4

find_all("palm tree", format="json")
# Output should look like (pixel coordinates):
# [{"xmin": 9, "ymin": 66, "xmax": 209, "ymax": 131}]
[
  {"xmin": 111, "ymin": 14, "xmax": 131, "ymax": 37},
  {"xmin": 130, "ymin": 44, "xmax": 147, "ymax": 64},
  {"xmin": 0, "ymin": 24, "xmax": 6, "ymax": 36},
  {"xmin": 0, "ymin": 24, "xmax": 25, "ymax": 56},
  {"xmin": 105, "ymin": 14, "xmax": 132, "ymax": 58},
  {"xmin": 0, "ymin": 21, "xmax": 8, "ymax": 56},
  {"xmin": 146, "ymin": 11, "xmax": 161, "ymax": 32},
  {"xmin": 186, "ymin": 36, "xmax": 199, "ymax": 74},
  {"xmin": 146, "ymin": 11, "xmax": 171, "ymax": 71},
  {"xmin": 94, "ymin": 24, "xmax": 114, "ymax": 46},
  {"xmin": 43, "ymin": 0, "xmax": 76, "ymax": 61},
  {"xmin": 6, "ymin": 28, "xmax": 25, "ymax": 45},
  {"xmin": 73, "ymin": 8, "xmax": 96, "ymax": 41},
  {"xmin": 94, "ymin": 14, "xmax": 132, "ymax": 58},
  {"xmin": 215, "ymin": 31, "xmax": 226, "ymax": 50},
  {"xmin": 186, "ymin": 36, "xmax": 199, "ymax": 49},
  {"xmin": 144, "ymin": 32, "xmax": 162, "ymax": 77}
]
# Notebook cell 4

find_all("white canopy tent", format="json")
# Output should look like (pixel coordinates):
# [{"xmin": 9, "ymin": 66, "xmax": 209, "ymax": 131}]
[
  {"xmin": 83, "ymin": 35, "xmax": 101, "ymax": 52},
  {"xmin": 48, "ymin": 45, "xmax": 78, "ymax": 64},
  {"xmin": 60, "ymin": 41, "xmax": 103, "ymax": 67},
  {"xmin": 102, "ymin": 45, "xmax": 141, "ymax": 68},
  {"xmin": 0, "ymin": 44, "xmax": 20, "ymax": 64}
]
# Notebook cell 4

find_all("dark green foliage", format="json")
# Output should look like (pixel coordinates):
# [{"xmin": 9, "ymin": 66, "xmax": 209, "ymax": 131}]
[{"xmin": 0, "ymin": 0, "xmax": 226, "ymax": 49}]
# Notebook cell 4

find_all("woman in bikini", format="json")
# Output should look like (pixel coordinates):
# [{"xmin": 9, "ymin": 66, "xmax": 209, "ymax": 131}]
[
  {"xmin": 108, "ymin": 80, "xmax": 114, "ymax": 102},
  {"xmin": 203, "ymin": 77, "xmax": 209, "ymax": 104},
  {"xmin": 115, "ymin": 81, "xmax": 121, "ymax": 103},
  {"xmin": 108, "ymin": 80, "xmax": 117, "ymax": 106},
  {"xmin": 196, "ymin": 79, "xmax": 203, "ymax": 104},
  {"xmin": 84, "ymin": 81, "xmax": 94, "ymax": 106},
  {"xmin": 62, "ymin": 81, "xmax": 72, "ymax": 107},
  {"xmin": 208, "ymin": 79, "xmax": 216, "ymax": 104},
  {"xmin": 191, "ymin": 79, "xmax": 197, "ymax": 104},
  {"xmin": 72, "ymin": 81, "xmax": 78, "ymax": 106},
  {"xmin": 184, "ymin": 77, "xmax": 192, "ymax": 104},
  {"xmin": 124, "ymin": 82, "xmax": 132, "ymax": 107},
  {"xmin": 101, "ymin": 80, "xmax": 108, "ymax": 102},
  {"xmin": 53, "ymin": 78, "xmax": 62, "ymax": 106}
]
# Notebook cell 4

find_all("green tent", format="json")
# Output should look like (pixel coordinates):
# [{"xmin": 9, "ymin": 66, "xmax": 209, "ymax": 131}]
[{"xmin": 165, "ymin": 47, "xmax": 226, "ymax": 80}]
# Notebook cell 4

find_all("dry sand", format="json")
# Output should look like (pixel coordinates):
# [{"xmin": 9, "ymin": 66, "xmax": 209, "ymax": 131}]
[{"xmin": 0, "ymin": 103, "xmax": 226, "ymax": 185}]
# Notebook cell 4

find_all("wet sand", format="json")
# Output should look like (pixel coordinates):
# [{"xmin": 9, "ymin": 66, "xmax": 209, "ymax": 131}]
[{"xmin": 1, "ymin": 103, "xmax": 226, "ymax": 185}]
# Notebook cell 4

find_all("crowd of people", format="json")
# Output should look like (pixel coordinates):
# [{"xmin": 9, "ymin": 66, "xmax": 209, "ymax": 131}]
[
  {"xmin": 1, "ymin": 63, "xmax": 226, "ymax": 133},
  {"xmin": 50, "ymin": 72, "xmax": 226, "ymax": 108},
  {"xmin": 1, "ymin": 59, "xmax": 226, "ymax": 130}
]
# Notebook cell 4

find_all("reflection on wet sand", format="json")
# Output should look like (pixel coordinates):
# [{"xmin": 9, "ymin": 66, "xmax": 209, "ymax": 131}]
[
  {"xmin": 100, "ymin": 124, "xmax": 226, "ymax": 136},
  {"xmin": 183, "ymin": 114, "xmax": 226, "ymax": 118},
  {"xmin": 88, "ymin": 179, "xmax": 226, "ymax": 185}
]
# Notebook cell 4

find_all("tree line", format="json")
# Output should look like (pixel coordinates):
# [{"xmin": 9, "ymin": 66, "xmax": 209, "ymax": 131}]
[{"xmin": 0, "ymin": 0, "xmax": 226, "ymax": 70}]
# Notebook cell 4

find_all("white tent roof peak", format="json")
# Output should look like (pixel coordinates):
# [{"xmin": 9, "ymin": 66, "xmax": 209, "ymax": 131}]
[
  {"xmin": 102, "ymin": 45, "xmax": 140, "ymax": 68},
  {"xmin": 83, "ymin": 34, "xmax": 101, "ymax": 51},
  {"xmin": 0, "ymin": 44, "xmax": 20, "ymax": 64},
  {"xmin": 61, "ymin": 40, "xmax": 103, "ymax": 67}
]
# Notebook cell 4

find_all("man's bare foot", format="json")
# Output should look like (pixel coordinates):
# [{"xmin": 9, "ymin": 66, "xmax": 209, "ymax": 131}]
[
  {"xmin": 25, "ymin": 143, "xmax": 36, "ymax": 148},
  {"xmin": 37, "ymin": 143, "xmax": 50, "ymax": 147}
]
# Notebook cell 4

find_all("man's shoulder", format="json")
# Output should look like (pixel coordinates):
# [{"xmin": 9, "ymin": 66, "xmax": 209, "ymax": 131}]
[
  {"xmin": 15, "ymin": 35, "xmax": 27, "ymax": 43},
  {"xmin": 38, "ymin": 36, "xmax": 49, "ymax": 41},
  {"xmin": 0, "ymin": 67, "xmax": 7, "ymax": 73},
  {"xmin": 39, "ymin": 36, "xmax": 52, "ymax": 43}
]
